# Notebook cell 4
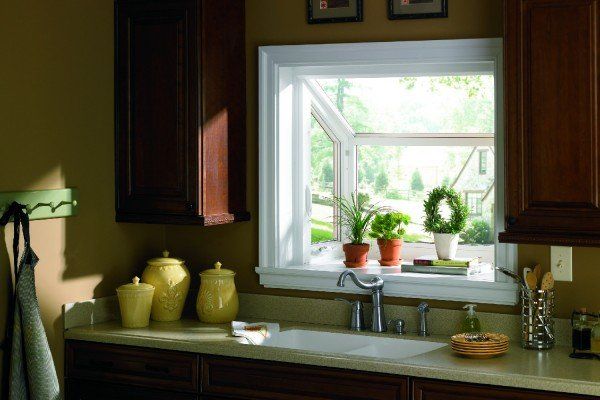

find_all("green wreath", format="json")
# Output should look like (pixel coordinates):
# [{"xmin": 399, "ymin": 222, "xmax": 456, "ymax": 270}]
[{"xmin": 423, "ymin": 186, "xmax": 469, "ymax": 235}]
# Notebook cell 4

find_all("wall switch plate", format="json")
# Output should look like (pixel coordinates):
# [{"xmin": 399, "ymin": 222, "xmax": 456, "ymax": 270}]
[{"xmin": 551, "ymin": 246, "xmax": 572, "ymax": 282}]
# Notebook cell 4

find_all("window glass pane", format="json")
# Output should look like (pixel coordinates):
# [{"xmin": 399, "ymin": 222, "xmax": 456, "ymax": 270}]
[
  {"xmin": 357, "ymin": 145, "xmax": 495, "ymax": 245},
  {"xmin": 311, "ymin": 116, "xmax": 336, "ymax": 244},
  {"xmin": 317, "ymin": 76, "xmax": 494, "ymax": 134}
]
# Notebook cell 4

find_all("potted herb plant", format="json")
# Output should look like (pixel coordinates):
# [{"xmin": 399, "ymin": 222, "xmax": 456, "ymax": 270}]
[
  {"xmin": 369, "ymin": 211, "xmax": 411, "ymax": 266},
  {"xmin": 333, "ymin": 194, "xmax": 380, "ymax": 268},
  {"xmin": 423, "ymin": 186, "xmax": 469, "ymax": 260}
]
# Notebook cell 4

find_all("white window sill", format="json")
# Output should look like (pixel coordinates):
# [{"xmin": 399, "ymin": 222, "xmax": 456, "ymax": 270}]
[{"xmin": 255, "ymin": 262, "xmax": 518, "ymax": 306}]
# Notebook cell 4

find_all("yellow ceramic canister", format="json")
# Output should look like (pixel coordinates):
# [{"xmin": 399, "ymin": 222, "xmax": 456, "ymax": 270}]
[
  {"xmin": 142, "ymin": 250, "xmax": 190, "ymax": 322},
  {"xmin": 116, "ymin": 277, "xmax": 155, "ymax": 328},
  {"xmin": 196, "ymin": 261, "xmax": 239, "ymax": 323}
]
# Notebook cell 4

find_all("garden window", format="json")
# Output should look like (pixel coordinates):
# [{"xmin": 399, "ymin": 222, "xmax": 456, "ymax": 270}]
[{"xmin": 257, "ymin": 39, "xmax": 518, "ymax": 305}]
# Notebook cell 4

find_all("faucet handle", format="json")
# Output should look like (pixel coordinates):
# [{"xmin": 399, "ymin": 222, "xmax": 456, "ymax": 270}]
[
  {"xmin": 335, "ymin": 298, "xmax": 365, "ymax": 331},
  {"xmin": 335, "ymin": 298, "xmax": 360, "ymax": 306},
  {"xmin": 417, "ymin": 302, "xmax": 430, "ymax": 313},
  {"xmin": 388, "ymin": 319, "xmax": 406, "ymax": 335},
  {"xmin": 335, "ymin": 298, "xmax": 351, "ymax": 305}
]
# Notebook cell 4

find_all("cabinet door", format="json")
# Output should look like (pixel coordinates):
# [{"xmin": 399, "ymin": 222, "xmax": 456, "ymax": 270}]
[
  {"xmin": 412, "ymin": 378, "xmax": 595, "ymax": 400},
  {"xmin": 115, "ymin": 0, "xmax": 198, "ymax": 218},
  {"xmin": 66, "ymin": 379, "xmax": 198, "ymax": 400},
  {"xmin": 501, "ymin": 0, "xmax": 600, "ymax": 246},
  {"xmin": 65, "ymin": 340, "xmax": 199, "ymax": 393},
  {"xmin": 202, "ymin": 356, "xmax": 409, "ymax": 400}
]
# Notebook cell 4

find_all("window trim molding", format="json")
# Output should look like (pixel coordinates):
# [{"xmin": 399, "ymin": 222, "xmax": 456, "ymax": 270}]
[{"xmin": 258, "ymin": 38, "xmax": 518, "ymax": 305}]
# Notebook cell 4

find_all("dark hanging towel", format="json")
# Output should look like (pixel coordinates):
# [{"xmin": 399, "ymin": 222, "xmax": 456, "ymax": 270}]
[{"xmin": 0, "ymin": 202, "xmax": 60, "ymax": 400}]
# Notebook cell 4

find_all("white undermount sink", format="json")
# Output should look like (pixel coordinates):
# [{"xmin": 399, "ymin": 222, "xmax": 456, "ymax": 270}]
[{"xmin": 252, "ymin": 329, "xmax": 447, "ymax": 361}]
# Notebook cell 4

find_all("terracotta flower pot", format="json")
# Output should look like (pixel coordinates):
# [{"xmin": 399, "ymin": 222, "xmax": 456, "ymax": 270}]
[
  {"xmin": 342, "ymin": 243, "xmax": 370, "ymax": 268},
  {"xmin": 377, "ymin": 238, "xmax": 403, "ymax": 266}
]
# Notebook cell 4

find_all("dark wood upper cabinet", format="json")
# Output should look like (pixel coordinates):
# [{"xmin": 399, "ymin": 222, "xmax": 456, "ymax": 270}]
[
  {"xmin": 500, "ymin": 0, "xmax": 600, "ymax": 246},
  {"xmin": 115, "ymin": 0, "xmax": 249, "ymax": 225}
]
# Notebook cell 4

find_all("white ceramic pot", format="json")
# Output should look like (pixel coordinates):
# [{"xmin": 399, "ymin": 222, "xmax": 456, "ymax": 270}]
[{"xmin": 433, "ymin": 233, "xmax": 459, "ymax": 260}]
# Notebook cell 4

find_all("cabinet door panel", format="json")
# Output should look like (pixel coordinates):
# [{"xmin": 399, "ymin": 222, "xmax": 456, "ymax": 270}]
[
  {"xmin": 66, "ymin": 341, "xmax": 199, "ymax": 393},
  {"xmin": 202, "ymin": 356, "xmax": 408, "ymax": 400},
  {"xmin": 502, "ymin": 0, "xmax": 600, "ymax": 244},
  {"xmin": 66, "ymin": 379, "xmax": 198, "ymax": 400},
  {"xmin": 412, "ymin": 378, "xmax": 596, "ymax": 400},
  {"xmin": 115, "ymin": 0, "xmax": 198, "ymax": 216}
]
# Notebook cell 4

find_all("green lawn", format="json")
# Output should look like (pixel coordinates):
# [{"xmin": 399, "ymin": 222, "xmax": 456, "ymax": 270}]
[{"xmin": 311, "ymin": 219, "xmax": 334, "ymax": 243}]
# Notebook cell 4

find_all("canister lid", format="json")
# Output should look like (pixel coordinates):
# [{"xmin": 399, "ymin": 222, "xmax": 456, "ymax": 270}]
[
  {"xmin": 200, "ymin": 261, "xmax": 235, "ymax": 276},
  {"xmin": 147, "ymin": 250, "xmax": 185, "ymax": 266},
  {"xmin": 117, "ymin": 276, "xmax": 155, "ymax": 292}
]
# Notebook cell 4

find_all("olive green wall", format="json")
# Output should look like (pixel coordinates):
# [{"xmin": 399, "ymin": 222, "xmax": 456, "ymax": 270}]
[
  {"xmin": 1, "ymin": 0, "xmax": 599, "ymax": 393},
  {"xmin": 0, "ymin": 0, "xmax": 165, "ymax": 389},
  {"xmin": 167, "ymin": 0, "xmax": 600, "ymax": 320}
]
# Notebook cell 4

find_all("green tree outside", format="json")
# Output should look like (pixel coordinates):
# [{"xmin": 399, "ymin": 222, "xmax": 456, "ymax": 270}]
[
  {"xmin": 411, "ymin": 170, "xmax": 425, "ymax": 191},
  {"xmin": 375, "ymin": 172, "xmax": 389, "ymax": 194}
]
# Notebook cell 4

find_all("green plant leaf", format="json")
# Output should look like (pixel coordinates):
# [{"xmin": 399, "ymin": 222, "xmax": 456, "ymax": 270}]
[
  {"xmin": 423, "ymin": 186, "xmax": 469, "ymax": 234},
  {"xmin": 369, "ymin": 211, "xmax": 411, "ymax": 240},
  {"xmin": 332, "ymin": 193, "xmax": 381, "ymax": 244}
]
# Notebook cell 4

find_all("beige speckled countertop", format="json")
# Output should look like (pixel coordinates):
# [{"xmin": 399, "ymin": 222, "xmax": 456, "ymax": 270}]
[{"xmin": 64, "ymin": 318, "xmax": 600, "ymax": 397}]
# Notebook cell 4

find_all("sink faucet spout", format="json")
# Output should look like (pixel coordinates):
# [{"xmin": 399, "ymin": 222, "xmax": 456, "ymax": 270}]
[{"xmin": 336, "ymin": 270, "xmax": 386, "ymax": 333}]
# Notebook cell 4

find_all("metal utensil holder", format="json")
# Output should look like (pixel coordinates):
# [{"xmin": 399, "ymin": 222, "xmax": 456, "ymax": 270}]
[{"xmin": 521, "ymin": 288, "xmax": 555, "ymax": 350}]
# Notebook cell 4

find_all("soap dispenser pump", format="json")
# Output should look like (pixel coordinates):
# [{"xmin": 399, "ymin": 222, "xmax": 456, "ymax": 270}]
[{"xmin": 461, "ymin": 304, "xmax": 482, "ymax": 333}]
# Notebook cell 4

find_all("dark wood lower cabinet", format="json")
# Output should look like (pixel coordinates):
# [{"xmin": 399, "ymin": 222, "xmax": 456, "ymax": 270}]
[
  {"xmin": 412, "ymin": 378, "xmax": 598, "ymax": 400},
  {"xmin": 65, "ymin": 341, "xmax": 597, "ymax": 400},
  {"xmin": 202, "ymin": 356, "xmax": 408, "ymax": 400},
  {"xmin": 65, "ymin": 379, "xmax": 198, "ymax": 400}
]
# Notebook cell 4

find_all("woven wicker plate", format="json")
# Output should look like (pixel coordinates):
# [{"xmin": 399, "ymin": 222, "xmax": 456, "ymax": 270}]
[
  {"xmin": 452, "ymin": 346, "xmax": 508, "ymax": 353},
  {"xmin": 451, "ymin": 332, "xmax": 509, "ymax": 358},
  {"xmin": 451, "ymin": 342, "xmax": 509, "ymax": 349},
  {"xmin": 451, "ymin": 332, "xmax": 509, "ymax": 344},
  {"xmin": 453, "ymin": 350, "xmax": 508, "ymax": 359}
]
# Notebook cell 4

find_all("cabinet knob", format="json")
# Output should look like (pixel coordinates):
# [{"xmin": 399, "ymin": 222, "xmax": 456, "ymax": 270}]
[
  {"xmin": 507, "ymin": 216, "xmax": 517, "ymax": 226},
  {"xmin": 186, "ymin": 202, "xmax": 194, "ymax": 211}
]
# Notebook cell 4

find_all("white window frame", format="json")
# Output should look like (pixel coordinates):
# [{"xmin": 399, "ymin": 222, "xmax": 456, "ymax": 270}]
[{"xmin": 257, "ymin": 39, "xmax": 518, "ymax": 305}]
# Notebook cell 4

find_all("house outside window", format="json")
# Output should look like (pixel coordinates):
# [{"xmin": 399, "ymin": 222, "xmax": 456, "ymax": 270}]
[
  {"xmin": 479, "ymin": 149, "xmax": 488, "ymax": 175},
  {"xmin": 465, "ymin": 191, "xmax": 483, "ymax": 216},
  {"xmin": 257, "ymin": 39, "xmax": 518, "ymax": 305},
  {"xmin": 308, "ymin": 78, "xmax": 496, "ymax": 252}
]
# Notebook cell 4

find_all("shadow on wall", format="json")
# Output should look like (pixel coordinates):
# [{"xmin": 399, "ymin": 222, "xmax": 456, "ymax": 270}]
[
  {"xmin": 0, "ymin": 0, "xmax": 166, "ymax": 392},
  {"xmin": 0, "ymin": 174, "xmax": 164, "ymax": 395}
]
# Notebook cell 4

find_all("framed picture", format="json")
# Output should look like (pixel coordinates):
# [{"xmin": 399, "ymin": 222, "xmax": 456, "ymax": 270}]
[
  {"xmin": 388, "ymin": 0, "xmax": 448, "ymax": 20},
  {"xmin": 308, "ymin": 0, "xmax": 363, "ymax": 24}
]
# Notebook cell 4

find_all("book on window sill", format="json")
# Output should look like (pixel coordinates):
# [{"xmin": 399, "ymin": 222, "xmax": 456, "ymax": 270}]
[
  {"xmin": 413, "ymin": 255, "xmax": 481, "ymax": 267},
  {"xmin": 402, "ymin": 262, "xmax": 492, "ymax": 276}
]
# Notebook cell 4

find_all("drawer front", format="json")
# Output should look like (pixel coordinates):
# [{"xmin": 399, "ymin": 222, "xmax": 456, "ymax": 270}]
[
  {"xmin": 66, "ymin": 341, "xmax": 198, "ymax": 393},
  {"xmin": 412, "ymin": 378, "xmax": 596, "ymax": 400},
  {"xmin": 66, "ymin": 379, "xmax": 198, "ymax": 400},
  {"xmin": 202, "ymin": 356, "xmax": 409, "ymax": 400}
]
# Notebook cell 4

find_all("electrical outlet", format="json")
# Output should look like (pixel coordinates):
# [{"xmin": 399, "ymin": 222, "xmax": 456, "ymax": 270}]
[{"xmin": 551, "ymin": 246, "xmax": 572, "ymax": 282}]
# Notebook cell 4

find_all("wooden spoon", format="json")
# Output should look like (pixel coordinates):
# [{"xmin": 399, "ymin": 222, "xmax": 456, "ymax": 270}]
[
  {"xmin": 525, "ymin": 271, "xmax": 538, "ymax": 290},
  {"xmin": 533, "ymin": 264, "xmax": 542, "ymax": 281},
  {"xmin": 541, "ymin": 272, "xmax": 555, "ymax": 290}
]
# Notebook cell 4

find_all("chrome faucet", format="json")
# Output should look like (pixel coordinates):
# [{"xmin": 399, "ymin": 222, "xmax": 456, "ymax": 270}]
[
  {"xmin": 417, "ymin": 302, "xmax": 430, "ymax": 337},
  {"xmin": 335, "ymin": 298, "xmax": 366, "ymax": 331},
  {"xmin": 337, "ymin": 270, "xmax": 386, "ymax": 333}
]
